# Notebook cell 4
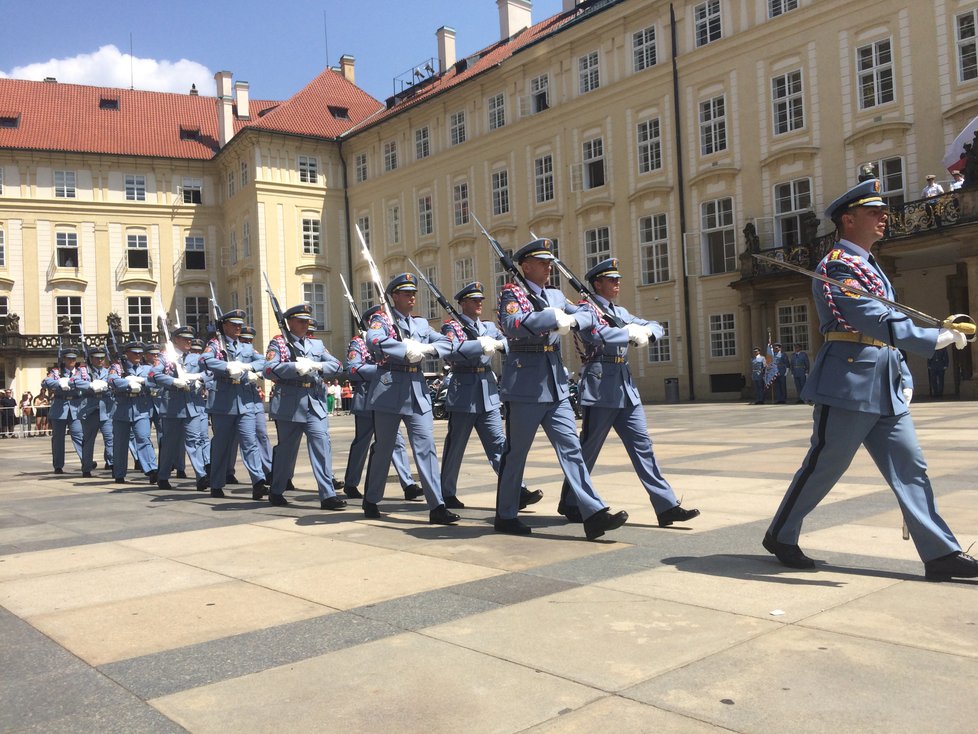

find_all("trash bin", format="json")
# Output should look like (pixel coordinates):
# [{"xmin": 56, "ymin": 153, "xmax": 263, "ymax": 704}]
[{"xmin": 664, "ymin": 377, "xmax": 680, "ymax": 404}]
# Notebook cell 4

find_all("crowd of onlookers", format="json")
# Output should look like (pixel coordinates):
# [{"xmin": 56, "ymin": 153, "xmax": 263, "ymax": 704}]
[{"xmin": 0, "ymin": 387, "xmax": 55, "ymax": 438}]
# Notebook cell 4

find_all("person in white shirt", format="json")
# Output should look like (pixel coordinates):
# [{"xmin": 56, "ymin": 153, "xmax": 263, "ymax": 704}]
[
  {"xmin": 950, "ymin": 171, "xmax": 965, "ymax": 191},
  {"xmin": 921, "ymin": 174, "xmax": 944, "ymax": 198}
]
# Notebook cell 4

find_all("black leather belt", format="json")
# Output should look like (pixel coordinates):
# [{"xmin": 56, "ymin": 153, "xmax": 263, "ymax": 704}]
[
  {"xmin": 509, "ymin": 344, "xmax": 556, "ymax": 353},
  {"xmin": 585, "ymin": 356, "xmax": 626, "ymax": 364},
  {"xmin": 452, "ymin": 366, "xmax": 489, "ymax": 373},
  {"xmin": 385, "ymin": 364, "xmax": 421, "ymax": 373}
]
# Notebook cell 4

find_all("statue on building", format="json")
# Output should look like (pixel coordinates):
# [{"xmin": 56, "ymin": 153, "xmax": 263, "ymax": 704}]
[
  {"xmin": 743, "ymin": 221, "xmax": 760, "ymax": 252},
  {"xmin": 962, "ymin": 141, "xmax": 978, "ymax": 189},
  {"xmin": 1, "ymin": 312, "xmax": 20, "ymax": 334}
]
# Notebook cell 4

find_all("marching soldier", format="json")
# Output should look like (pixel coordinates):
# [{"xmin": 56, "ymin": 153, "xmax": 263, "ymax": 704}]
[
  {"xmin": 263, "ymin": 304, "xmax": 346, "ymax": 509},
  {"xmin": 494, "ymin": 239, "xmax": 628, "ymax": 540},
  {"xmin": 240, "ymin": 325, "xmax": 273, "ymax": 483},
  {"xmin": 764, "ymin": 178, "xmax": 978, "ymax": 580},
  {"xmin": 201, "ymin": 309, "xmax": 266, "ymax": 499},
  {"xmin": 43, "ymin": 346, "xmax": 87, "ymax": 474},
  {"xmin": 343, "ymin": 304, "xmax": 424, "ymax": 500},
  {"xmin": 560, "ymin": 258, "xmax": 699, "ymax": 527},
  {"xmin": 189, "ymin": 337, "xmax": 212, "ymax": 484},
  {"xmin": 107, "ymin": 342, "xmax": 158, "ymax": 484},
  {"xmin": 78, "ymin": 345, "xmax": 114, "ymax": 474},
  {"xmin": 361, "ymin": 273, "xmax": 459, "ymax": 524},
  {"xmin": 148, "ymin": 327, "xmax": 209, "ymax": 489},
  {"xmin": 439, "ymin": 282, "xmax": 542, "ymax": 509}
]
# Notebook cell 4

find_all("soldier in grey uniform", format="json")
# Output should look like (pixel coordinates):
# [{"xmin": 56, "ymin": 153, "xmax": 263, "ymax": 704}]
[
  {"xmin": 240, "ymin": 325, "xmax": 274, "ymax": 485},
  {"xmin": 343, "ymin": 305, "xmax": 423, "ymax": 501},
  {"xmin": 559, "ymin": 258, "xmax": 699, "ymax": 527},
  {"xmin": 494, "ymin": 239, "xmax": 629, "ymax": 540},
  {"xmin": 764, "ymin": 178, "xmax": 978, "ymax": 581},
  {"xmin": 263, "ymin": 304, "xmax": 346, "ymax": 509},
  {"xmin": 789, "ymin": 345, "xmax": 810, "ymax": 402},
  {"xmin": 361, "ymin": 273, "xmax": 459, "ymax": 525},
  {"xmin": 43, "ymin": 346, "xmax": 87, "ymax": 475},
  {"xmin": 439, "ymin": 281, "xmax": 542, "ymax": 510},
  {"xmin": 78, "ymin": 346, "xmax": 114, "ymax": 474},
  {"xmin": 750, "ymin": 347, "xmax": 766, "ymax": 404},
  {"xmin": 107, "ymin": 342, "xmax": 158, "ymax": 484}
]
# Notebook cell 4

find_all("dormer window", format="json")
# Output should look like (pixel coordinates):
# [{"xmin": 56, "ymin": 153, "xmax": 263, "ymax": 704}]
[
  {"xmin": 180, "ymin": 127, "xmax": 200, "ymax": 140},
  {"xmin": 99, "ymin": 97, "xmax": 119, "ymax": 110},
  {"xmin": 328, "ymin": 105, "xmax": 349, "ymax": 120},
  {"xmin": 0, "ymin": 115, "xmax": 20, "ymax": 129}
]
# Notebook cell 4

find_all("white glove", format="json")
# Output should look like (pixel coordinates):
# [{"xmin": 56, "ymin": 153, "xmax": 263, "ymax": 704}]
[
  {"xmin": 245, "ymin": 370, "xmax": 259, "ymax": 383},
  {"xmin": 58, "ymin": 377, "xmax": 70, "ymax": 390},
  {"xmin": 422, "ymin": 343, "xmax": 439, "ymax": 357},
  {"xmin": 550, "ymin": 308, "xmax": 575, "ymax": 336},
  {"xmin": 902, "ymin": 387, "xmax": 913, "ymax": 405},
  {"xmin": 239, "ymin": 361, "xmax": 255, "ymax": 372},
  {"xmin": 90, "ymin": 379, "xmax": 108, "ymax": 394},
  {"xmin": 478, "ymin": 335, "xmax": 500, "ymax": 355},
  {"xmin": 295, "ymin": 357, "xmax": 314, "ymax": 376},
  {"xmin": 626, "ymin": 323, "xmax": 650, "ymax": 348},
  {"xmin": 936, "ymin": 328, "xmax": 968, "ymax": 350},
  {"xmin": 226, "ymin": 361, "xmax": 244, "ymax": 378},
  {"xmin": 172, "ymin": 378, "xmax": 188, "ymax": 390},
  {"xmin": 125, "ymin": 375, "xmax": 143, "ymax": 394},
  {"xmin": 183, "ymin": 372, "xmax": 203, "ymax": 383},
  {"xmin": 401, "ymin": 338, "xmax": 426, "ymax": 364}
]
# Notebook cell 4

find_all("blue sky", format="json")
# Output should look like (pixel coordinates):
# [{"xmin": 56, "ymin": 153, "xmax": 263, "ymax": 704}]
[{"xmin": 1, "ymin": 0, "xmax": 567, "ymax": 101}]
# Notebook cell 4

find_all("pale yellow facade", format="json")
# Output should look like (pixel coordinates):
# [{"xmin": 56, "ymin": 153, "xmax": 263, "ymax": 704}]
[{"xmin": 3, "ymin": 0, "xmax": 978, "ymax": 400}]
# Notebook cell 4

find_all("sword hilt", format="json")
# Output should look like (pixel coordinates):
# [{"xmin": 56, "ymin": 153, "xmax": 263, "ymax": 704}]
[{"xmin": 942, "ymin": 314, "xmax": 977, "ymax": 340}]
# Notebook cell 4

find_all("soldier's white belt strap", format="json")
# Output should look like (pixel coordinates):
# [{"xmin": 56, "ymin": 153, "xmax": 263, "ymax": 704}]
[{"xmin": 824, "ymin": 332, "xmax": 891, "ymax": 349}]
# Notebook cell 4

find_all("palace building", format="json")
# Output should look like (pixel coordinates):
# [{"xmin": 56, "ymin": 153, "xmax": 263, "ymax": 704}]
[{"xmin": 3, "ymin": 0, "xmax": 978, "ymax": 399}]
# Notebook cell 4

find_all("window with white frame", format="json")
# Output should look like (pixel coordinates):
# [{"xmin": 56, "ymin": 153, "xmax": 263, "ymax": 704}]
[
  {"xmin": 387, "ymin": 204, "xmax": 401, "ymax": 245},
  {"xmin": 578, "ymin": 51, "xmax": 600, "ymax": 94},
  {"xmin": 54, "ymin": 170, "xmax": 76, "ymax": 198},
  {"xmin": 56, "ymin": 296, "xmax": 82, "ymax": 335},
  {"xmin": 488, "ymin": 93, "xmax": 506, "ymax": 130},
  {"xmin": 302, "ymin": 216, "xmax": 321, "ymax": 255},
  {"xmin": 450, "ymin": 111, "xmax": 466, "ymax": 146},
  {"xmin": 56, "ymin": 231, "xmax": 78, "ymax": 267},
  {"xmin": 768, "ymin": 0, "xmax": 798, "ymax": 18},
  {"xmin": 640, "ymin": 214, "xmax": 670, "ymax": 284},
  {"xmin": 126, "ymin": 232, "xmax": 149, "ymax": 269},
  {"xmin": 865, "ymin": 157, "xmax": 905, "ymax": 207},
  {"xmin": 243, "ymin": 284, "xmax": 253, "ymax": 321},
  {"xmin": 383, "ymin": 140, "xmax": 398, "ymax": 172},
  {"xmin": 583, "ymin": 137, "xmax": 606, "ymax": 189},
  {"xmin": 355, "ymin": 153, "xmax": 368, "ymax": 183},
  {"xmin": 358, "ymin": 281, "xmax": 373, "ymax": 315},
  {"xmin": 229, "ymin": 291, "xmax": 239, "ymax": 311},
  {"xmin": 584, "ymin": 227, "xmax": 611, "ymax": 270},
  {"xmin": 545, "ymin": 238, "xmax": 561, "ymax": 289},
  {"xmin": 303, "ymin": 283, "xmax": 327, "ymax": 330},
  {"xmin": 0, "ymin": 297, "xmax": 7, "ymax": 321},
  {"xmin": 648, "ymin": 320, "xmax": 671, "ymax": 362},
  {"xmin": 0, "ymin": 226, "xmax": 5, "ymax": 268},
  {"xmin": 493, "ymin": 250, "xmax": 513, "ymax": 298},
  {"xmin": 700, "ymin": 95, "xmax": 727, "ymax": 155},
  {"xmin": 535, "ymin": 154, "xmax": 555, "ymax": 202},
  {"xmin": 530, "ymin": 74, "xmax": 550, "ymax": 113},
  {"xmin": 778, "ymin": 304, "xmax": 809, "ymax": 351},
  {"xmin": 127, "ymin": 296, "xmax": 153, "ymax": 337},
  {"xmin": 709, "ymin": 313, "xmax": 736, "ymax": 357},
  {"xmin": 453, "ymin": 182, "xmax": 469, "ymax": 226},
  {"xmin": 418, "ymin": 195, "xmax": 433, "ymax": 236},
  {"xmin": 185, "ymin": 234, "xmax": 205, "ymax": 270},
  {"xmin": 702, "ymin": 198, "xmax": 736, "ymax": 274},
  {"xmin": 637, "ymin": 118, "xmax": 662, "ymax": 174},
  {"xmin": 242, "ymin": 220, "xmax": 250, "ymax": 258},
  {"xmin": 633, "ymin": 26, "xmax": 657, "ymax": 71},
  {"xmin": 185, "ymin": 296, "xmax": 209, "ymax": 334},
  {"xmin": 857, "ymin": 39, "xmax": 894, "ymax": 109},
  {"xmin": 454, "ymin": 256, "xmax": 474, "ymax": 295},
  {"xmin": 226, "ymin": 169, "xmax": 235, "ymax": 198},
  {"xmin": 415, "ymin": 126, "xmax": 430, "ymax": 160},
  {"xmin": 423, "ymin": 265, "xmax": 438, "ymax": 319},
  {"xmin": 492, "ymin": 170, "xmax": 510, "ymax": 215},
  {"xmin": 958, "ymin": 10, "xmax": 978, "ymax": 82},
  {"xmin": 694, "ymin": 0, "xmax": 722, "ymax": 47},
  {"xmin": 357, "ymin": 215, "xmax": 370, "ymax": 248},
  {"xmin": 772, "ymin": 70, "xmax": 804, "ymax": 134},
  {"xmin": 774, "ymin": 178, "xmax": 812, "ymax": 247},
  {"xmin": 182, "ymin": 177, "xmax": 202, "ymax": 204},
  {"xmin": 125, "ymin": 174, "xmax": 146, "ymax": 201},
  {"xmin": 228, "ymin": 229, "xmax": 238, "ymax": 265},
  {"xmin": 298, "ymin": 155, "xmax": 318, "ymax": 183},
  {"xmin": 240, "ymin": 160, "xmax": 249, "ymax": 187}
]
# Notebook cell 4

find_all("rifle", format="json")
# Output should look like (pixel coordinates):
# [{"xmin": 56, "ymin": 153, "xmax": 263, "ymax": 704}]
[
  {"xmin": 262, "ymin": 271, "xmax": 300, "ymax": 361},
  {"xmin": 107, "ymin": 320, "xmax": 129, "ymax": 377},
  {"xmin": 550, "ymin": 258, "xmax": 626, "ymax": 328},
  {"xmin": 57, "ymin": 334, "xmax": 66, "ymax": 377},
  {"xmin": 208, "ymin": 282, "xmax": 240, "ymax": 384},
  {"xmin": 473, "ymin": 214, "xmax": 548, "ymax": 313},
  {"xmin": 354, "ymin": 222, "xmax": 404, "ymax": 339},
  {"xmin": 339, "ymin": 273, "xmax": 363, "ymax": 333},
  {"xmin": 77, "ymin": 325, "xmax": 92, "ymax": 369},
  {"xmin": 155, "ymin": 295, "xmax": 186, "ymax": 379},
  {"xmin": 407, "ymin": 257, "xmax": 479, "ymax": 340}
]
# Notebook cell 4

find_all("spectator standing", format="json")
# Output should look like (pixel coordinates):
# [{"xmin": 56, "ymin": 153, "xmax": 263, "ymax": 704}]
[
  {"xmin": 750, "ymin": 347, "xmax": 766, "ymax": 404},
  {"xmin": 341, "ymin": 380, "xmax": 353, "ymax": 413},
  {"xmin": 950, "ymin": 171, "xmax": 965, "ymax": 191},
  {"xmin": 927, "ymin": 348, "xmax": 949, "ymax": 398},
  {"xmin": 0, "ymin": 389, "xmax": 17, "ymax": 437},
  {"xmin": 20, "ymin": 391, "xmax": 34, "ymax": 436},
  {"xmin": 34, "ymin": 390, "xmax": 51, "ymax": 434},
  {"xmin": 921, "ymin": 174, "xmax": 944, "ymax": 198}
]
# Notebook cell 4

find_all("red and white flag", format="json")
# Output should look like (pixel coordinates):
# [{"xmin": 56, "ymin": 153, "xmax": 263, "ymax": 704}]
[{"xmin": 943, "ymin": 115, "xmax": 978, "ymax": 172}]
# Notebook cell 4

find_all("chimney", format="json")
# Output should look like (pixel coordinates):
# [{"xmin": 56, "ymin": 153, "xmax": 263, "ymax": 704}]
[
  {"xmin": 562, "ymin": 0, "xmax": 581, "ymax": 11},
  {"xmin": 215, "ymin": 70, "xmax": 234, "ymax": 147},
  {"xmin": 234, "ymin": 80, "xmax": 250, "ymax": 120},
  {"xmin": 498, "ymin": 0, "xmax": 532, "ymax": 40},
  {"xmin": 339, "ymin": 54, "xmax": 355, "ymax": 84},
  {"xmin": 436, "ymin": 26, "xmax": 457, "ymax": 73}
]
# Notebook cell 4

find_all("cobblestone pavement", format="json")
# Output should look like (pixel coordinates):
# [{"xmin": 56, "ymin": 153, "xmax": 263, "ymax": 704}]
[{"xmin": 1, "ymin": 402, "xmax": 976, "ymax": 733}]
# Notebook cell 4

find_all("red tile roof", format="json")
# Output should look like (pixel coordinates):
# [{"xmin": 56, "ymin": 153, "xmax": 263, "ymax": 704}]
[{"xmin": 0, "ymin": 69, "xmax": 382, "ymax": 159}]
